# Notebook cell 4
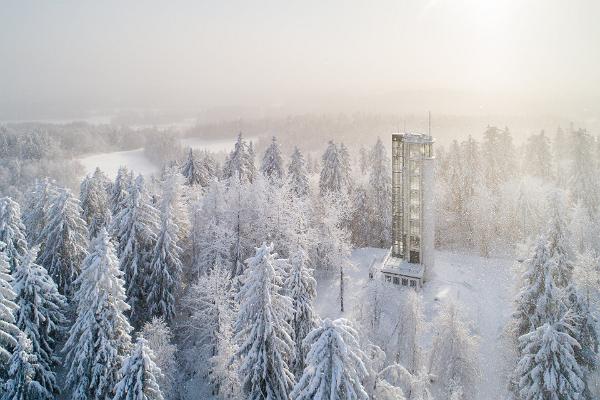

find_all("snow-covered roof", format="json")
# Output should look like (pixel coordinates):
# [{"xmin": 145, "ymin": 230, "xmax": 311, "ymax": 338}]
[
  {"xmin": 380, "ymin": 249, "xmax": 424, "ymax": 279},
  {"xmin": 392, "ymin": 132, "xmax": 434, "ymax": 144}
]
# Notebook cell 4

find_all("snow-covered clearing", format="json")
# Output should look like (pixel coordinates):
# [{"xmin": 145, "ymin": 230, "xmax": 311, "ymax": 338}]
[
  {"xmin": 78, "ymin": 148, "xmax": 158, "ymax": 178},
  {"xmin": 315, "ymin": 248, "xmax": 516, "ymax": 400}
]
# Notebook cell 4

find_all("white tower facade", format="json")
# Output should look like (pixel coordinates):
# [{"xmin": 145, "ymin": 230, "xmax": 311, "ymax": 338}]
[{"xmin": 382, "ymin": 133, "xmax": 434, "ymax": 288}]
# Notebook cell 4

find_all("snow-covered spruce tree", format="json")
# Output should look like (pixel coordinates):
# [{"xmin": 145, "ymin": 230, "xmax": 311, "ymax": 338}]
[
  {"xmin": 181, "ymin": 148, "xmax": 209, "ymax": 187},
  {"xmin": 146, "ymin": 180, "xmax": 183, "ymax": 322},
  {"xmin": 546, "ymin": 191, "xmax": 574, "ymax": 288},
  {"xmin": 185, "ymin": 260, "xmax": 240, "ymax": 398},
  {"xmin": 113, "ymin": 337, "xmax": 164, "ymax": 400},
  {"xmin": 513, "ymin": 235, "xmax": 562, "ymax": 337},
  {"xmin": 63, "ymin": 228, "xmax": 132, "ymax": 400},
  {"xmin": 235, "ymin": 243, "xmax": 295, "ymax": 400},
  {"xmin": 285, "ymin": 247, "xmax": 317, "ymax": 376},
  {"xmin": 339, "ymin": 142, "xmax": 352, "ymax": 189},
  {"xmin": 2, "ymin": 332, "xmax": 52, "ymax": 400},
  {"xmin": 141, "ymin": 317, "xmax": 177, "ymax": 400},
  {"xmin": 80, "ymin": 167, "xmax": 112, "ymax": 238},
  {"xmin": 350, "ymin": 185, "xmax": 371, "ymax": 247},
  {"xmin": 524, "ymin": 130, "xmax": 554, "ymax": 180},
  {"xmin": 290, "ymin": 318, "xmax": 369, "ymax": 400},
  {"xmin": 288, "ymin": 147, "xmax": 310, "ymax": 197},
  {"xmin": 12, "ymin": 246, "xmax": 66, "ymax": 397},
  {"xmin": 428, "ymin": 302, "xmax": 479, "ymax": 400},
  {"xmin": 223, "ymin": 133, "xmax": 255, "ymax": 183},
  {"xmin": 261, "ymin": 136, "xmax": 285, "ymax": 183},
  {"xmin": 159, "ymin": 168, "xmax": 189, "ymax": 247},
  {"xmin": 112, "ymin": 174, "xmax": 160, "ymax": 326},
  {"xmin": 190, "ymin": 180, "xmax": 233, "ymax": 276},
  {"xmin": 37, "ymin": 187, "xmax": 88, "ymax": 296},
  {"xmin": 516, "ymin": 319, "xmax": 585, "ymax": 400},
  {"xmin": 319, "ymin": 141, "xmax": 346, "ymax": 195},
  {"xmin": 367, "ymin": 137, "xmax": 392, "ymax": 248},
  {"xmin": 0, "ymin": 197, "xmax": 28, "ymax": 272},
  {"xmin": 565, "ymin": 284, "xmax": 599, "ymax": 381},
  {"xmin": 0, "ymin": 242, "xmax": 19, "ymax": 371},
  {"xmin": 22, "ymin": 178, "xmax": 57, "ymax": 246},
  {"xmin": 111, "ymin": 166, "xmax": 132, "ymax": 216}
]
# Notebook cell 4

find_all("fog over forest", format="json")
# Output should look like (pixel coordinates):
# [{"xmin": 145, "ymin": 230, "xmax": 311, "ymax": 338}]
[{"xmin": 1, "ymin": 2, "xmax": 599, "ymax": 400}]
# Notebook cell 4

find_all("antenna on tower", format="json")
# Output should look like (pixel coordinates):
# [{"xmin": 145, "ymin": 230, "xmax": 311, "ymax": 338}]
[{"xmin": 428, "ymin": 111, "xmax": 431, "ymax": 138}]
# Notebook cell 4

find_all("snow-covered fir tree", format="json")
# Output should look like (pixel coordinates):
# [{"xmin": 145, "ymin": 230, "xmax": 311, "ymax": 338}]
[
  {"xmin": 545, "ymin": 191, "xmax": 574, "ymax": 288},
  {"xmin": 0, "ymin": 197, "xmax": 28, "ymax": 272},
  {"xmin": 190, "ymin": 180, "xmax": 233, "ymax": 276},
  {"xmin": 223, "ymin": 133, "xmax": 255, "ymax": 183},
  {"xmin": 111, "ymin": 166, "xmax": 132, "ymax": 216},
  {"xmin": 0, "ymin": 242, "xmax": 19, "ymax": 370},
  {"xmin": 235, "ymin": 243, "xmax": 295, "ymax": 400},
  {"xmin": 319, "ymin": 141, "xmax": 347, "ymax": 195},
  {"xmin": 513, "ymin": 236, "xmax": 563, "ymax": 336},
  {"xmin": 185, "ymin": 260, "xmax": 240, "ymax": 399},
  {"xmin": 112, "ymin": 174, "xmax": 160, "ymax": 326},
  {"xmin": 260, "ymin": 136, "xmax": 285, "ymax": 183},
  {"xmin": 287, "ymin": 147, "xmax": 310, "ymax": 197},
  {"xmin": 36, "ymin": 187, "xmax": 88, "ymax": 296},
  {"xmin": 12, "ymin": 246, "xmax": 66, "ymax": 398},
  {"xmin": 428, "ymin": 302, "xmax": 479, "ymax": 400},
  {"xmin": 516, "ymin": 319, "xmax": 585, "ymax": 400},
  {"xmin": 141, "ymin": 317, "xmax": 177, "ymax": 400},
  {"xmin": 113, "ymin": 337, "xmax": 164, "ymax": 400},
  {"xmin": 285, "ymin": 247, "xmax": 317, "ymax": 376},
  {"xmin": 290, "ymin": 318, "xmax": 369, "ymax": 400},
  {"xmin": 367, "ymin": 137, "xmax": 392, "ymax": 247},
  {"xmin": 146, "ymin": 178, "xmax": 183, "ymax": 322},
  {"xmin": 22, "ymin": 178, "xmax": 57, "ymax": 246},
  {"xmin": 181, "ymin": 148, "xmax": 211, "ymax": 187},
  {"xmin": 80, "ymin": 167, "xmax": 112, "ymax": 238},
  {"xmin": 63, "ymin": 228, "xmax": 132, "ymax": 400},
  {"xmin": 2, "ymin": 332, "xmax": 52, "ymax": 400}
]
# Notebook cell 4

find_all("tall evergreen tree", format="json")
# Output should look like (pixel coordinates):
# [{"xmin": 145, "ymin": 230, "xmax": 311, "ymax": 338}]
[
  {"xmin": 516, "ymin": 320, "xmax": 585, "ymax": 400},
  {"xmin": 146, "ymin": 179, "xmax": 183, "ymax": 322},
  {"xmin": 223, "ymin": 133, "xmax": 254, "ymax": 183},
  {"xmin": 111, "ymin": 166, "xmax": 132, "ymax": 216},
  {"xmin": 285, "ymin": 248, "xmax": 317, "ymax": 376},
  {"xmin": 63, "ymin": 228, "xmax": 132, "ymax": 400},
  {"xmin": 112, "ymin": 175, "xmax": 160, "ymax": 326},
  {"xmin": 0, "ymin": 197, "xmax": 28, "ymax": 272},
  {"xmin": 0, "ymin": 242, "xmax": 19, "ymax": 370},
  {"xmin": 2, "ymin": 333, "xmax": 51, "ymax": 400},
  {"xmin": 37, "ymin": 187, "xmax": 88, "ymax": 296},
  {"xmin": 368, "ymin": 138, "xmax": 392, "ymax": 247},
  {"xmin": 181, "ymin": 148, "xmax": 208, "ymax": 187},
  {"xmin": 12, "ymin": 246, "xmax": 66, "ymax": 398},
  {"xmin": 80, "ymin": 168, "xmax": 112, "ymax": 239},
  {"xmin": 261, "ymin": 136, "xmax": 285, "ymax": 182},
  {"xmin": 235, "ymin": 243, "xmax": 294, "ymax": 400},
  {"xmin": 22, "ymin": 178, "xmax": 57, "ymax": 246},
  {"xmin": 288, "ymin": 147, "xmax": 310, "ymax": 197},
  {"xmin": 546, "ymin": 191, "xmax": 574, "ymax": 288},
  {"xmin": 319, "ymin": 141, "xmax": 346, "ymax": 195},
  {"xmin": 113, "ymin": 337, "xmax": 164, "ymax": 400},
  {"xmin": 290, "ymin": 318, "xmax": 369, "ymax": 400}
]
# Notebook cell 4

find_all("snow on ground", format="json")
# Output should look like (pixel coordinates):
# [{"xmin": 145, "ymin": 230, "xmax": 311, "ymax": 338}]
[
  {"xmin": 78, "ymin": 148, "xmax": 158, "ymax": 178},
  {"xmin": 315, "ymin": 248, "xmax": 516, "ymax": 400}
]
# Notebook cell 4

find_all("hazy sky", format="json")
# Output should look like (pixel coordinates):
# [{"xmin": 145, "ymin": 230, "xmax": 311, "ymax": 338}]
[{"xmin": 1, "ymin": 0, "xmax": 599, "ymax": 120}]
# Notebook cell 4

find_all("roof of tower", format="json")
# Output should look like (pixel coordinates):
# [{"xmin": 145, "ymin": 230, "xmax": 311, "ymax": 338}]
[{"xmin": 392, "ymin": 132, "xmax": 434, "ymax": 144}]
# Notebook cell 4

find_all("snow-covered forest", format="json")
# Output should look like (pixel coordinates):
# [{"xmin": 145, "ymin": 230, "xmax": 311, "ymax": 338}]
[{"xmin": 0, "ymin": 121, "xmax": 599, "ymax": 400}]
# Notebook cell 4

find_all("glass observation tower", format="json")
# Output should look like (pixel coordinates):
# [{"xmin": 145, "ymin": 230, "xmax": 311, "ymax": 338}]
[{"xmin": 381, "ymin": 132, "xmax": 435, "ymax": 289}]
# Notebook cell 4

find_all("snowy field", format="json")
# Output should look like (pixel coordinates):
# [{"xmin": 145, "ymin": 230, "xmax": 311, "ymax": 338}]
[
  {"xmin": 315, "ymin": 248, "xmax": 516, "ymax": 400},
  {"xmin": 78, "ymin": 148, "xmax": 158, "ymax": 178},
  {"xmin": 78, "ymin": 135, "xmax": 257, "ymax": 178}
]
